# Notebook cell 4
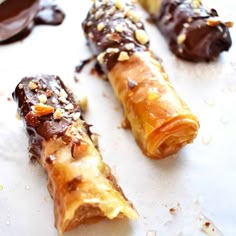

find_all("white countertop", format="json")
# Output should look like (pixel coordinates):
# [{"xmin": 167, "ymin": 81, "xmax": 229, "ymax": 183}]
[{"xmin": 0, "ymin": 0, "xmax": 235, "ymax": 235}]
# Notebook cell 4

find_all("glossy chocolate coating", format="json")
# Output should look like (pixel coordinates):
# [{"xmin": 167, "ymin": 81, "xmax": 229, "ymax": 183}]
[
  {"xmin": 155, "ymin": 0, "xmax": 232, "ymax": 61},
  {"xmin": 82, "ymin": 0, "xmax": 149, "ymax": 73},
  {"xmin": 12, "ymin": 75, "xmax": 82, "ymax": 160},
  {"xmin": 0, "ymin": 0, "xmax": 65, "ymax": 44}
]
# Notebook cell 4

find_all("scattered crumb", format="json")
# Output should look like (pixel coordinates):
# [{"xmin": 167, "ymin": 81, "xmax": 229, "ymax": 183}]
[
  {"xmin": 202, "ymin": 135, "xmax": 213, "ymax": 145},
  {"xmin": 7, "ymin": 97, "xmax": 12, "ymax": 101},
  {"xmin": 146, "ymin": 230, "xmax": 156, "ymax": 236},
  {"xmin": 79, "ymin": 97, "xmax": 88, "ymax": 112},
  {"xmin": 199, "ymin": 215, "xmax": 223, "ymax": 236},
  {"xmin": 74, "ymin": 74, "xmax": 80, "ymax": 83},
  {"xmin": 169, "ymin": 207, "xmax": 177, "ymax": 215},
  {"xmin": 102, "ymin": 92, "xmax": 110, "ymax": 99}
]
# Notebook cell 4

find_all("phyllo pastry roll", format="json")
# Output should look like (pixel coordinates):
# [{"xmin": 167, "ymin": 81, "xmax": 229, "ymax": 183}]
[
  {"xmin": 139, "ymin": 0, "xmax": 233, "ymax": 61},
  {"xmin": 12, "ymin": 75, "xmax": 138, "ymax": 235},
  {"xmin": 82, "ymin": 0, "xmax": 199, "ymax": 159}
]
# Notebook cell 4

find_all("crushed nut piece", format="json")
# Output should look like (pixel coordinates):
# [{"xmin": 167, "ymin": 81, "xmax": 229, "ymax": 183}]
[
  {"xmin": 87, "ymin": 21, "xmax": 92, "ymax": 26},
  {"xmin": 118, "ymin": 51, "xmax": 129, "ymax": 61},
  {"xmin": 169, "ymin": 207, "xmax": 177, "ymax": 215},
  {"xmin": 126, "ymin": 10, "xmax": 140, "ymax": 23},
  {"xmin": 38, "ymin": 94, "xmax": 47, "ymax": 104},
  {"xmin": 115, "ymin": 24, "xmax": 123, "ymax": 32},
  {"xmin": 225, "ymin": 21, "xmax": 234, "ymax": 28},
  {"xmin": 33, "ymin": 104, "xmax": 54, "ymax": 117},
  {"xmin": 125, "ymin": 43, "xmax": 135, "ymax": 50},
  {"xmin": 97, "ymin": 22, "xmax": 105, "ymax": 31},
  {"xmin": 28, "ymin": 81, "xmax": 38, "ymax": 90},
  {"xmin": 18, "ymin": 83, "xmax": 23, "ymax": 89},
  {"xmin": 97, "ymin": 52, "xmax": 106, "ymax": 64},
  {"xmin": 207, "ymin": 17, "xmax": 220, "ymax": 27},
  {"xmin": 95, "ymin": 9, "xmax": 104, "ymax": 19},
  {"xmin": 106, "ymin": 48, "xmax": 119, "ymax": 54},
  {"xmin": 64, "ymin": 103, "xmax": 74, "ymax": 110},
  {"xmin": 191, "ymin": 0, "xmax": 201, "ymax": 9},
  {"xmin": 177, "ymin": 33, "xmax": 186, "ymax": 44},
  {"xmin": 73, "ymin": 112, "xmax": 81, "ymax": 121},
  {"xmin": 135, "ymin": 29, "xmax": 149, "ymax": 45},
  {"xmin": 59, "ymin": 89, "xmax": 68, "ymax": 99},
  {"xmin": 114, "ymin": 0, "xmax": 125, "ymax": 10},
  {"xmin": 53, "ymin": 108, "xmax": 63, "ymax": 120}
]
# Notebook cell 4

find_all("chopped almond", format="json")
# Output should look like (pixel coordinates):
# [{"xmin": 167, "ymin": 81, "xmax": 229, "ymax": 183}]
[{"xmin": 33, "ymin": 104, "xmax": 55, "ymax": 117}]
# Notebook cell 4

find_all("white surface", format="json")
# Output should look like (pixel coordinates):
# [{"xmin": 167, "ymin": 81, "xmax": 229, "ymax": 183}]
[{"xmin": 0, "ymin": 0, "xmax": 236, "ymax": 236}]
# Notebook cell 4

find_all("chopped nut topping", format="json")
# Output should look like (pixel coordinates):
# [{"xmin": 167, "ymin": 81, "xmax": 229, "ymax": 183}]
[
  {"xmin": 25, "ymin": 111, "xmax": 40, "ymax": 127},
  {"xmin": 64, "ymin": 103, "xmax": 74, "ymax": 110},
  {"xmin": 28, "ymin": 81, "xmax": 38, "ymax": 90},
  {"xmin": 207, "ymin": 17, "xmax": 220, "ymax": 27},
  {"xmin": 97, "ymin": 52, "xmax": 106, "ymax": 64},
  {"xmin": 18, "ymin": 83, "xmax": 23, "ymax": 89},
  {"xmin": 79, "ymin": 97, "xmax": 88, "ymax": 112},
  {"xmin": 95, "ymin": 9, "xmax": 104, "ymax": 19},
  {"xmin": 115, "ymin": 24, "xmax": 123, "ymax": 32},
  {"xmin": 33, "ymin": 104, "xmax": 55, "ymax": 117},
  {"xmin": 114, "ymin": 0, "xmax": 125, "ymax": 11},
  {"xmin": 73, "ymin": 112, "xmax": 81, "ymax": 121},
  {"xmin": 59, "ymin": 89, "xmax": 68, "ymax": 99},
  {"xmin": 183, "ymin": 23, "xmax": 190, "ymax": 28},
  {"xmin": 126, "ymin": 10, "xmax": 140, "ymax": 23},
  {"xmin": 87, "ymin": 21, "xmax": 92, "ymax": 26},
  {"xmin": 118, "ymin": 51, "xmax": 130, "ymax": 61},
  {"xmin": 106, "ymin": 48, "xmax": 119, "ymax": 54},
  {"xmin": 135, "ymin": 29, "xmax": 149, "ymax": 45},
  {"xmin": 88, "ymin": 32, "xmax": 94, "ymax": 39},
  {"xmin": 191, "ymin": 0, "xmax": 201, "ymax": 9},
  {"xmin": 97, "ymin": 22, "xmax": 105, "ymax": 31},
  {"xmin": 53, "ymin": 108, "xmax": 63, "ymax": 120},
  {"xmin": 125, "ymin": 43, "xmax": 135, "ymax": 50},
  {"xmin": 225, "ymin": 21, "xmax": 234, "ymax": 28},
  {"xmin": 177, "ymin": 33, "xmax": 186, "ymax": 44},
  {"xmin": 38, "ymin": 94, "xmax": 47, "ymax": 104}
]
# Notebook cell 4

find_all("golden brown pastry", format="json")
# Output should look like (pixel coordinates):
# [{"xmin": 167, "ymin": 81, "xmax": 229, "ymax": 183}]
[
  {"xmin": 82, "ymin": 0, "xmax": 199, "ymax": 159},
  {"xmin": 12, "ymin": 75, "xmax": 138, "ymax": 235}
]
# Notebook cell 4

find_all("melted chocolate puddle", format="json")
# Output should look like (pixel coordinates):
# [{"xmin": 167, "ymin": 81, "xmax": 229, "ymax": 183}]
[{"xmin": 0, "ymin": 0, "xmax": 65, "ymax": 45}]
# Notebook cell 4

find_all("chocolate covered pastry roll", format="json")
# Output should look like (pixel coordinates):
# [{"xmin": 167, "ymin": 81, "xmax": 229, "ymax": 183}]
[
  {"xmin": 12, "ymin": 75, "xmax": 137, "ymax": 234},
  {"xmin": 139, "ymin": 0, "xmax": 233, "ymax": 61},
  {"xmin": 82, "ymin": 0, "xmax": 199, "ymax": 159}
]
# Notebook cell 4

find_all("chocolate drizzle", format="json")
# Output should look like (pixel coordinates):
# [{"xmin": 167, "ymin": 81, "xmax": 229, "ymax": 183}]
[
  {"xmin": 154, "ymin": 0, "xmax": 232, "ymax": 61},
  {"xmin": 82, "ymin": 0, "xmax": 149, "ymax": 73},
  {"xmin": 0, "ymin": 0, "xmax": 65, "ymax": 44},
  {"xmin": 12, "ymin": 75, "xmax": 83, "ymax": 160}
]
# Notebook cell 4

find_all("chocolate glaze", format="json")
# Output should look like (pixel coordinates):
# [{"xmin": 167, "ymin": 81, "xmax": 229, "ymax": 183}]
[
  {"xmin": 154, "ymin": 0, "xmax": 232, "ymax": 61},
  {"xmin": 82, "ymin": 0, "xmax": 149, "ymax": 73},
  {"xmin": 0, "ymin": 0, "xmax": 65, "ymax": 44},
  {"xmin": 75, "ymin": 56, "xmax": 96, "ymax": 73},
  {"xmin": 12, "ymin": 75, "xmax": 83, "ymax": 160}
]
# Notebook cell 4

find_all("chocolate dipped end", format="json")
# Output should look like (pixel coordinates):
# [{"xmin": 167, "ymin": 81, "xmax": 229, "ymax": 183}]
[
  {"xmin": 0, "ymin": 0, "xmax": 65, "ymax": 44},
  {"xmin": 0, "ymin": 0, "xmax": 39, "ymax": 42},
  {"xmin": 155, "ymin": 0, "xmax": 232, "ymax": 61},
  {"xmin": 82, "ymin": 0, "xmax": 149, "ymax": 73},
  {"xmin": 12, "ymin": 75, "xmax": 83, "ymax": 160}
]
